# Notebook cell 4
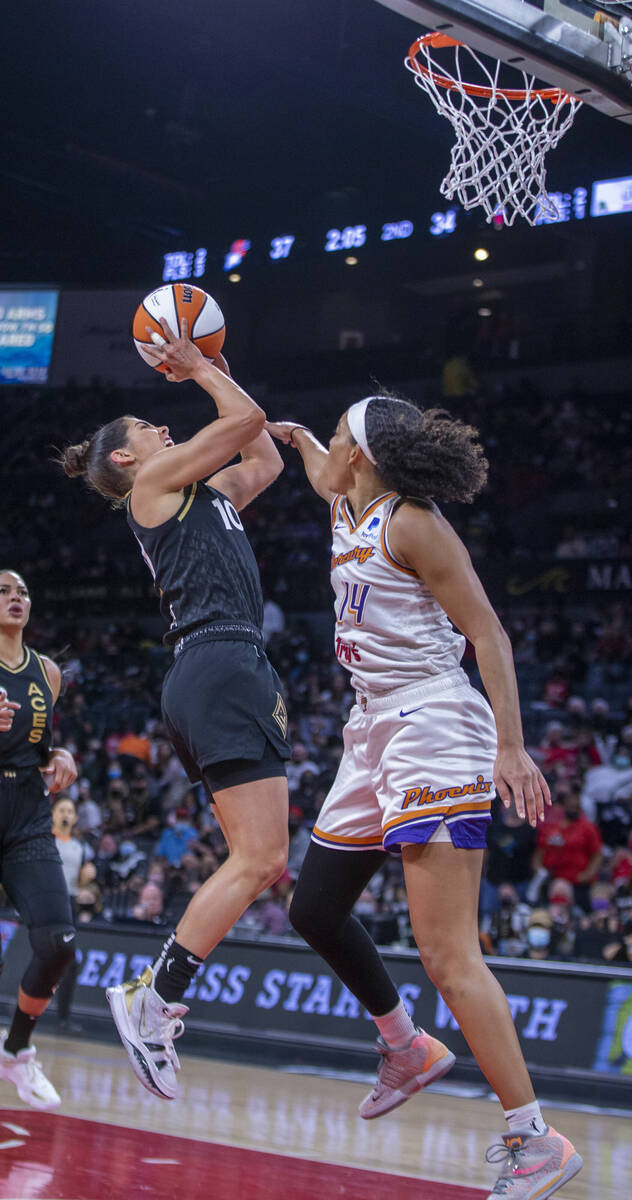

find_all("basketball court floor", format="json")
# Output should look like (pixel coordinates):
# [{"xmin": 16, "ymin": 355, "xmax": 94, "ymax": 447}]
[{"xmin": 0, "ymin": 1033, "xmax": 629, "ymax": 1199}]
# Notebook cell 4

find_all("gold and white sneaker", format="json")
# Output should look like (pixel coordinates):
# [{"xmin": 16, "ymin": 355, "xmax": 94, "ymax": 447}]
[
  {"xmin": 0, "ymin": 1030, "xmax": 61, "ymax": 1109},
  {"xmin": 105, "ymin": 965, "xmax": 187, "ymax": 1100}
]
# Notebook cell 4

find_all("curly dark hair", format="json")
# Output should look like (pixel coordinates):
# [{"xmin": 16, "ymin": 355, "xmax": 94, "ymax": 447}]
[{"xmin": 356, "ymin": 394, "xmax": 488, "ymax": 504}]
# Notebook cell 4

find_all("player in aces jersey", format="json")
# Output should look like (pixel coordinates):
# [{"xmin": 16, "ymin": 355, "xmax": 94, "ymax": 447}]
[
  {"xmin": 61, "ymin": 323, "xmax": 290, "ymax": 1103},
  {"xmin": 267, "ymin": 397, "xmax": 581, "ymax": 1200}
]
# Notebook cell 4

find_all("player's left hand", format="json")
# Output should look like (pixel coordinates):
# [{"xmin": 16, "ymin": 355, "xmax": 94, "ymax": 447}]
[
  {"xmin": 265, "ymin": 421, "xmax": 304, "ymax": 444},
  {"xmin": 494, "ymin": 746, "xmax": 551, "ymax": 827},
  {"xmin": 40, "ymin": 747, "xmax": 78, "ymax": 794}
]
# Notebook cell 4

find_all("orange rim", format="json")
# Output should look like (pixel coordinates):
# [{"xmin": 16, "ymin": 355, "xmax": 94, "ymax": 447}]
[{"xmin": 408, "ymin": 32, "xmax": 572, "ymax": 103}]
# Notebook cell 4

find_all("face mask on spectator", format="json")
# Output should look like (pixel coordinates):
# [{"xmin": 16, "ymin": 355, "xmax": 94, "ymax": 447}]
[
  {"xmin": 527, "ymin": 927, "xmax": 551, "ymax": 948},
  {"xmin": 591, "ymin": 898, "xmax": 611, "ymax": 912}
]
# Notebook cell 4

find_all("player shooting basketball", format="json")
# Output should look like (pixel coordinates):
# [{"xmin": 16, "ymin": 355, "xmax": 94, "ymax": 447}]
[
  {"xmin": 60, "ymin": 322, "xmax": 291, "ymax": 1101},
  {"xmin": 266, "ymin": 397, "xmax": 582, "ymax": 1200}
]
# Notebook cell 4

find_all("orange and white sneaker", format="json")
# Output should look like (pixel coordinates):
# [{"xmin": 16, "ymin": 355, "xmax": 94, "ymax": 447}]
[
  {"xmin": 358, "ymin": 1030, "xmax": 455, "ymax": 1119},
  {"xmin": 485, "ymin": 1127, "xmax": 583, "ymax": 1198}
]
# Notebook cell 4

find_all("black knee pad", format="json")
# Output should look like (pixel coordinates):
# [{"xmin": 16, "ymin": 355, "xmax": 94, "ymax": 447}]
[{"xmin": 21, "ymin": 923, "xmax": 77, "ymax": 999}]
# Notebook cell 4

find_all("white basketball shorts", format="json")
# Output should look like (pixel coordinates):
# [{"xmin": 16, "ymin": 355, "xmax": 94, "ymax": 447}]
[{"xmin": 312, "ymin": 668, "xmax": 497, "ymax": 853}]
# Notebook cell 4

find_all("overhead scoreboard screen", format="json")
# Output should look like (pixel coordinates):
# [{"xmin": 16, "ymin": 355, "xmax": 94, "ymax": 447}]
[{"xmin": 0, "ymin": 289, "xmax": 59, "ymax": 384}]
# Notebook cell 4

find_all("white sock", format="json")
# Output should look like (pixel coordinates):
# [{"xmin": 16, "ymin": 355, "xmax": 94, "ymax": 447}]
[
  {"xmin": 371, "ymin": 1000, "xmax": 418, "ymax": 1048},
  {"xmin": 504, "ymin": 1100, "xmax": 547, "ymax": 1136}
]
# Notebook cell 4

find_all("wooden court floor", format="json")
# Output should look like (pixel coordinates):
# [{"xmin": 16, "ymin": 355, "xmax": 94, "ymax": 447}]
[{"xmin": 0, "ymin": 1033, "xmax": 630, "ymax": 1198}]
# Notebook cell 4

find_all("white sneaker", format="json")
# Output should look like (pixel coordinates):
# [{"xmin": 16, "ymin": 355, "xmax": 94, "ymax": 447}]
[
  {"xmin": 105, "ymin": 965, "xmax": 188, "ymax": 1100},
  {"xmin": 0, "ymin": 1031, "xmax": 61, "ymax": 1109},
  {"xmin": 359, "ymin": 1029, "xmax": 455, "ymax": 1119}
]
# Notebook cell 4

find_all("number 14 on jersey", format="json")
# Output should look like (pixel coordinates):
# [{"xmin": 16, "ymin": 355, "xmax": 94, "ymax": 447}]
[{"xmin": 337, "ymin": 581, "xmax": 371, "ymax": 626}]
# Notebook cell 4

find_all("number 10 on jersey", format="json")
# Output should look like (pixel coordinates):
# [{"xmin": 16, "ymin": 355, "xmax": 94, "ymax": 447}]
[{"xmin": 337, "ymin": 581, "xmax": 370, "ymax": 626}]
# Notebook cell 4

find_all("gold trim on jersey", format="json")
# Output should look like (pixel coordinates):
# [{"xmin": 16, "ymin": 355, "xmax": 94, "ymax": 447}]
[
  {"xmin": 330, "ymin": 494, "xmax": 342, "ymax": 533},
  {"xmin": 340, "ymin": 492, "xmax": 397, "ymax": 534},
  {"xmin": 0, "ymin": 647, "xmax": 30, "ymax": 674},
  {"xmin": 32, "ymin": 650, "xmax": 54, "ymax": 697},
  {"xmin": 380, "ymin": 504, "xmax": 417, "ymax": 576},
  {"xmin": 177, "ymin": 481, "xmax": 197, "ymax": 522}
]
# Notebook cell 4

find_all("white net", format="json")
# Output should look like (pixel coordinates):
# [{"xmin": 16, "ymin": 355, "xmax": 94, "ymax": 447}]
[{"xmin": 405, "ymin": 35, "xmax": 582, "ymax": 226}]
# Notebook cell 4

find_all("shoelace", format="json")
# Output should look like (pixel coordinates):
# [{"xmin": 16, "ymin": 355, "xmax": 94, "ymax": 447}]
[
  {"xmin": 373, "ymin": 1039, "xmax": 417, "ymax": 1090},
  {"xmin": 485, "ymin": 1141, "xmax": 526, "ymax": 1194}
]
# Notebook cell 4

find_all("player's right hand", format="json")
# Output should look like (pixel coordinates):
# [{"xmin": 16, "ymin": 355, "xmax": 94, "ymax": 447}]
[
  {"xmin": 0, "ymin": 687, "xmax": 20, "ymax": 732},
  {"xmin": 144, "ymin": 317, "xmax": 205, "ymax": 382}
]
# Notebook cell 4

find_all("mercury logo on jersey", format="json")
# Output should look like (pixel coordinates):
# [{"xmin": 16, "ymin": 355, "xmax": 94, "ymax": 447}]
[
  {"xmin": 401, "ymin": 775, "xmax": 493, "ymax": 809},
  {"xmin": 331, "ymin": 545, "xmax": 375, "ymax": 570}
]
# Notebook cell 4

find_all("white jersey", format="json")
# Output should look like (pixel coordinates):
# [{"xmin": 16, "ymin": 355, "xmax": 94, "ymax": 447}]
[{"xmin": 330, "ymin": 491, "xmax": 465, "ymax": 694}]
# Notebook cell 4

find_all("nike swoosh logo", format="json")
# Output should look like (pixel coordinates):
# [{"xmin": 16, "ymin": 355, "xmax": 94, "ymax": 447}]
[
  {"xmin": 513, "ymin": 1160, "xmax": 550, "ymax": 1176},
  {"xmin": 400, "ymin": 705, "xmax": 424, "ymax": 717},
  {"xmin": 187, "ymin": 955, "xmax": 201, "ymax": 967},
  {"xmin": 62, "ymin": 933, "xmax": 75, "ymax": 943}
]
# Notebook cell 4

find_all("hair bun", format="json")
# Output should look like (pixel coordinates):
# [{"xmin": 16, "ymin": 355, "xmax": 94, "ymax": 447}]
[{"xmin": 60, "ymin": 441, "xmax": 91, "ymax": 477}]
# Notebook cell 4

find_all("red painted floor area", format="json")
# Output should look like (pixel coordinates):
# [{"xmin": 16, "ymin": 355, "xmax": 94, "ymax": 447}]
[{"xmin": 0, "ymin": 1109, "xmax": 487, "ymax": 1200}]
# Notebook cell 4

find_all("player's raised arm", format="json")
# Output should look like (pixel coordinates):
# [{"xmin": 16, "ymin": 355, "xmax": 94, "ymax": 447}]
[
  {"xmin": 133, "ymin": 318, "xmax": 266, "ymax": 496},
  {"xmin": 145, "ymin": 321, "xmax": 281, "ymax": 509},
  {"xmin": 265, "ymin": 421, "xmax": 335, "ymax": 502}
]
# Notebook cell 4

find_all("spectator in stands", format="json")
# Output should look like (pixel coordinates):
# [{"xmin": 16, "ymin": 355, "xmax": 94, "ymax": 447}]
[
  {"xmin": 74, "ymin": 779, "xmax": 102, "ymax": 841},
  {"xmin": 286, "ymin": 742, "xmax": 320, "ymax": 793},
  {"xmin": 540, "ymin": 667, "xmax": 570, "ymax": 710},
  {"xmin": 155, "ymin": 805, "xmax": 199, "ymax": 868},
  {"xmin": 117, "ymin": 721, "xmax": 153, "ymax": 768},
  {"xmin": 534, "ymin": 786, "xmax": 603, "ymax": 911},
  {"xmin": 538, "ymin": 721, "xmax": 577, "ymax": 773},
  {"xmin": 546, "ymin": 878, "xmax": 580, "ymax": 958},
  {"xmin": 126, "ymin": 767, "xmax": 162, "ymax": 839},
  {"xmin": 480, "ymin": 801, "xmax": 537, "ymax": 914},
  {"xmin": 256, "ymin": 871, "xmax": 293, "ymax": 936},
  {"xmin": 602, "ymin": 918, "xmax": 632, "ymax": 965},
  {"xmin": 132, "ymin": 881, "xmax": 166, "ymax": 925},
  {"xmin": 262, "ymin": 597, "xmax": 285, "ymax": 644},
  {"xmin": 573, "ymin": 882, "xmax": 620, "ymax": 961},
  {"xmin": 523, "ymin": 910, "xmax": 559, "ymax": 961},
  {"xmin": 580, "ymin": 749, "xmax": 632, "ymax": 822},
  {"xmin": 287, "ymin": 805, "xmax": 312, "ymax": 880}
]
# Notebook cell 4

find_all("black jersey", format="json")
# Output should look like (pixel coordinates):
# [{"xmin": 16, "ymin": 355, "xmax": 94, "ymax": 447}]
[
  {"xmin": 0, "ymin": 647, "xmax": 54, "ymax": 768},
  {"xmin": 127, "ymin": 481, "xmax": 264, "ymax": 645}
]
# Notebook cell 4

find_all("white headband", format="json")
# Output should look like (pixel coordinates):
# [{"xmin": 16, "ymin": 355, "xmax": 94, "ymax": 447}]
[{"xmin": 347, "ymin": 398, "xmax": 377, "ymax": 465}]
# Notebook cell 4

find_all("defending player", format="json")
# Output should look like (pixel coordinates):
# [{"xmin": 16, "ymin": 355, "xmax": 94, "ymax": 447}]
[
  {"xmin": 60, "ymin": 323, "xmax": 290, "ymax": 1101},
  {"xmin": 266, "ymin": 397, "xmax": 582, "ymax": 1200},
  {"xmin": 0, "ymin": 570, "xmax": 78, "ymax": 1109}
]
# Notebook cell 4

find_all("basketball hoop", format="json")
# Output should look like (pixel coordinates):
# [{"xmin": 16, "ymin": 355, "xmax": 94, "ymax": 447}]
[{"xmin": 406, "ymin": 32, "xmax": 582, "ymax": 226}]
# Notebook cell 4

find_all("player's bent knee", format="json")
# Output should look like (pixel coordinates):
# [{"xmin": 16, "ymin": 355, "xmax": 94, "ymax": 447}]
[{"xmin": 22, "ymin": 924, "xmax": 77, "ymax": 998}]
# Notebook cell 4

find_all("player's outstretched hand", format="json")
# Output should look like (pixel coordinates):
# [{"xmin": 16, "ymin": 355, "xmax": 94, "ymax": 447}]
[
  {"xmin": 0, "ymin": 687, "xmax": 20, "ymax": 732},
  {"xmin": 40, "ymin": 747, "xmax": 78, "ymax": 794},
  {"xmin": 494, "ymin": 746, "xmax": 551, "ymax": 827},
  {"xmin": 265, "ymin": 421, "xmax": 304, "ymax": 444}
]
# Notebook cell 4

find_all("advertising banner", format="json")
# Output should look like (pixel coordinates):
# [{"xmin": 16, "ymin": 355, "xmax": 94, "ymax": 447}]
[{"xmin": 1, "ymin": 924, "xmax": 630, "ymax": 1083}]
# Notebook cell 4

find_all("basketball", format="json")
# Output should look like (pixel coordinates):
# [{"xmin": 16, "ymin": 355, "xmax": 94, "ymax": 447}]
[{"xmin": 132, "ymin": 283, "xmax": 225, "ymax": 373}]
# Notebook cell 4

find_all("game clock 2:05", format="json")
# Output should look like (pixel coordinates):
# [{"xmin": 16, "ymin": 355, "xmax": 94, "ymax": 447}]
[{"xmin": 324, "ymin": 222, "xmax": 413, "ymax": 252}]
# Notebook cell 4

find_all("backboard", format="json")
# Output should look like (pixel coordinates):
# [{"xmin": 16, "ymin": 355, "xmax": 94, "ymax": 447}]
[{"xmin": 374, "ymin": 0, "xmax": 632, "ymax": 121}]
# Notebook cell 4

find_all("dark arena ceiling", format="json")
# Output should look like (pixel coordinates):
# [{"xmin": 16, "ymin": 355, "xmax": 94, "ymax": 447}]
[{"xmin": 2, "ymin": 0, "xmax": 632, "ymax": 287}]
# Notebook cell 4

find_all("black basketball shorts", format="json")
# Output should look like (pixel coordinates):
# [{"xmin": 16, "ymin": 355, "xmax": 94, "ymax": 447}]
[{"xmin": 161, "ymin": 638, "xmax": 291, "ymax": 791}]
